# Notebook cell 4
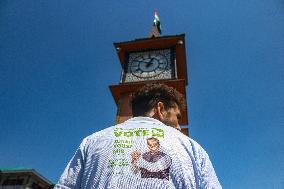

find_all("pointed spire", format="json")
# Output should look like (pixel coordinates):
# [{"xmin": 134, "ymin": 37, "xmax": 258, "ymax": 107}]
[{"xmin": 149, "ymin": 10, "xmax": 162, "ymax": 38}]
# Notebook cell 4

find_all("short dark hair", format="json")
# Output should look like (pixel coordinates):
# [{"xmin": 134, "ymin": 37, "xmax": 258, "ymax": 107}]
[
  {"xmin": 147, "ymin": 137, "xmax": 160, "ymax": 145},
  {"xmin": 130, "ymin": 83, "xmax": 185, "ymax": 116}
]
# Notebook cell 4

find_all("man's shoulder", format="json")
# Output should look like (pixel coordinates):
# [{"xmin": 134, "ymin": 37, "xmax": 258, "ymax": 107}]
[
  {"xmin": 81, "ymin": 126, "xmax": 116, "ymax": 145},
  {"xmin": 165, "ymin": 130, "xmax": 207, "ymax": 157}
]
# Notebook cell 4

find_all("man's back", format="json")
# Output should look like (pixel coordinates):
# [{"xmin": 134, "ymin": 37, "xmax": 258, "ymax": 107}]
[{"xmin": 55, "ymin": 117, "xmax": 221, "ymax": 189}]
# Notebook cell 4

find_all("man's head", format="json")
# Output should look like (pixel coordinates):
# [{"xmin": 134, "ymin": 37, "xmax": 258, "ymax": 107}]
[
  {"xmin": 147, "ymin": 137, "xmax": 160, "ymax": 153},
  {"xmin": 130, "ymin": 83, "xmax": 185, "ymax": 130}
]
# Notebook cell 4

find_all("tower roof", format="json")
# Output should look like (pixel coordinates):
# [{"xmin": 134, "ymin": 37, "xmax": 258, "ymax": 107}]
[{"xmin": 149, "ymin": 25, "xmax": 161, "ymax": 38}]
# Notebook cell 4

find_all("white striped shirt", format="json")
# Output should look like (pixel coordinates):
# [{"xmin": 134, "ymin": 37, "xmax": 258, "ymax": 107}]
[{"xmin": 55, "ymin": 117, "xmax": 221, "ymax": 189}]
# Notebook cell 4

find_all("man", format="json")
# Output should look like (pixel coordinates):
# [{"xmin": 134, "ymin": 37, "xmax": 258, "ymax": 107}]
[
  {"xmin": 55, "ymin": 83, "xmax": 221, "ymax": 189},
  {"xmin": 131, "ymin": 137, "xmax": 172, "ymax": 180}
]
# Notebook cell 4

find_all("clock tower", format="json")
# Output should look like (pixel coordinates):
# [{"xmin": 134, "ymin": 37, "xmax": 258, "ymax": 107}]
[{"xmin": 109, "ymin": 13, "xmax": 189, "ymax": 135}]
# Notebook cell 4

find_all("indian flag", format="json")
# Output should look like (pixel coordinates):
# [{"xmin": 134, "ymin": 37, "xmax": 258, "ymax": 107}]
[{"xmin": 153, "ymin": 10, "xmax": 162, "ymax": 34}]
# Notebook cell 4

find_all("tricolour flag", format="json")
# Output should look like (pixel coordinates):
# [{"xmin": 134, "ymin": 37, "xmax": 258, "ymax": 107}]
[{"xmin": 153, "ymin": 10, "xmax": 162, "ymax": 34}]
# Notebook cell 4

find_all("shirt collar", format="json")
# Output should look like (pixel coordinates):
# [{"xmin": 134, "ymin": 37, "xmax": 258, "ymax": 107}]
[{"xmin": 125, "ymin": 116, "xmax": 165, "ymax": 126}]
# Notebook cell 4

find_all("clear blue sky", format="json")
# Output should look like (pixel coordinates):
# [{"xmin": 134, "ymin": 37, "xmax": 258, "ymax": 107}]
[{"xmin": 0, "ymin": 0, "xmax": 283, "ymax": 188}]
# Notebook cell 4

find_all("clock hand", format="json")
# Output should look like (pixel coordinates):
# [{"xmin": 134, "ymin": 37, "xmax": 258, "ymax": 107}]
[{"xmin": 146, "ymin": 58, "xmax": 154, "ymax": 68}]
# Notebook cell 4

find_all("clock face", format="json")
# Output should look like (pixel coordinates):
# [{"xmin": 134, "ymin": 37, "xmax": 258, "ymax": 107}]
[{"xmin": 124, "ymin": 49, "xmax": 174, "ymax": 82}]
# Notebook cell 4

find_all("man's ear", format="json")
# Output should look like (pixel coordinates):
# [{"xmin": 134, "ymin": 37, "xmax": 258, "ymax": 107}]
[{"xmin": 155, "ymin": 102, "xmax": 167, "ymax": 121}]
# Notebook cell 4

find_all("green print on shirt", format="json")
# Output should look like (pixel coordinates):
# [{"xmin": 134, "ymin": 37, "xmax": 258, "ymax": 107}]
[
  {"xmin": 114, "ymin": 128, "xmax": 164, "ymax": 138},
  {"xmin": 108, "ymin": 127, "xmax": 165, "ymax": 170},
  {"xmin": 108, "ymin": 158, "xmax": 129, "ymax": 168},
  {"xmin": 113, "ymin": 139, "xmax": 132, "ymax": 155}
]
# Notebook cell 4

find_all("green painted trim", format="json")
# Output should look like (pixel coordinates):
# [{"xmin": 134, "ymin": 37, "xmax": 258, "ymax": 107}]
[{"xmin": 0, "ymin": 167, "xmax": 32, "ymax": 171}]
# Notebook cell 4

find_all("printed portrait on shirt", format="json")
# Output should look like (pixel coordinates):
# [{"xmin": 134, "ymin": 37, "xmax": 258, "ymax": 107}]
[{"xmin": 131, "ymin": 137, "xmax": 172, "ymax": 180}]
